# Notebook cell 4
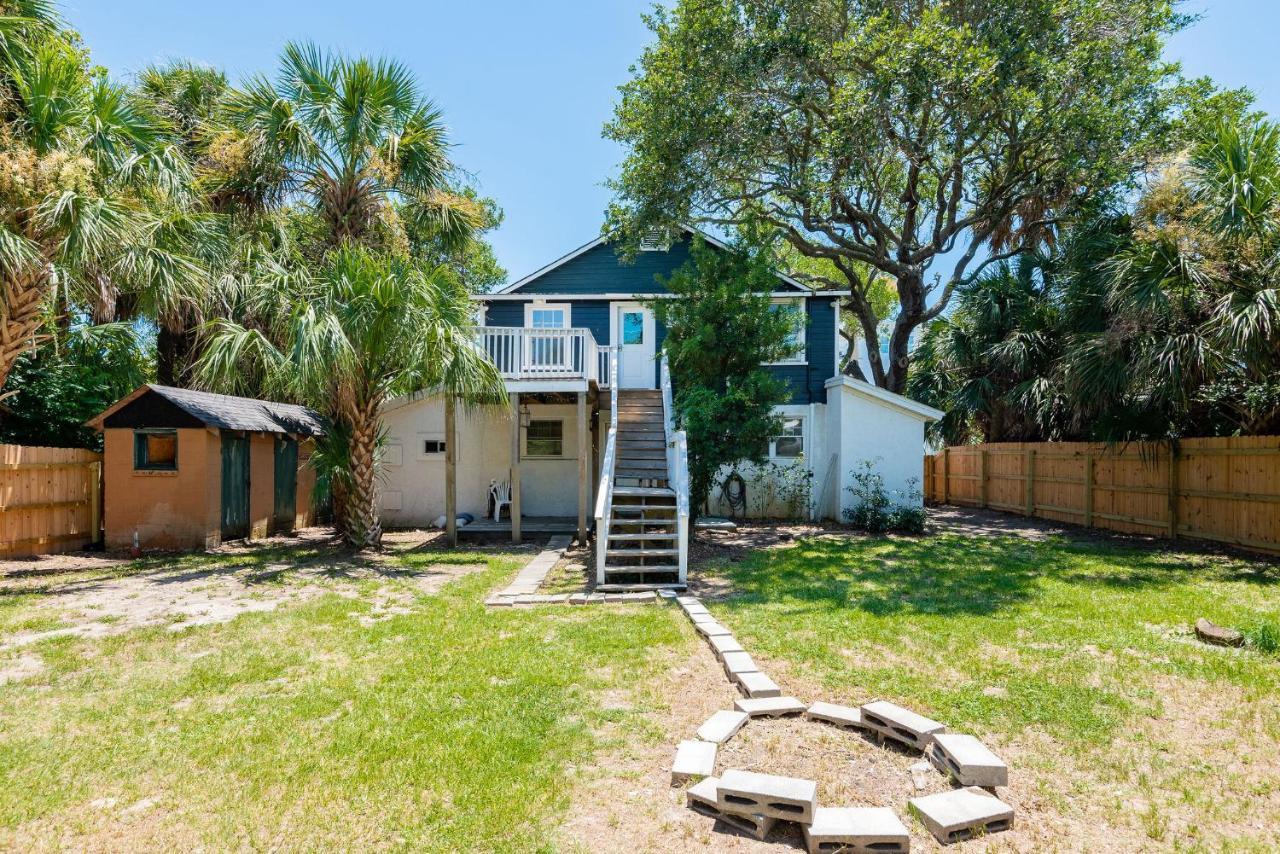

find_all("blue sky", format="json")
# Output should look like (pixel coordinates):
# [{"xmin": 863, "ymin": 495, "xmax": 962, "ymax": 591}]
[{"xmin": 69, "ymin": 0, "xmax": 1278, "ymax": 285}]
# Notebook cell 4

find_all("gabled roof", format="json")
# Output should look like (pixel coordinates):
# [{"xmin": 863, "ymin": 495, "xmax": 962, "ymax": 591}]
[
  {"xmin": 490, "ymin": 224, "xmax": 822, "ymax": 296},
  {"xmin": 824, "ymin": 376, "xmax": 945, "ymax": 422},
  {"xmin": 88, "ymin": 384, "xmax": 324, "ymax": 436}
]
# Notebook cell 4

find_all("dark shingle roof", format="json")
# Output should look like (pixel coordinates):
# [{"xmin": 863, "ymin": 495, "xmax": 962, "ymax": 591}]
[{"xmin": 146, "ymin": 385, "xmax": 323, "ymax": 436}]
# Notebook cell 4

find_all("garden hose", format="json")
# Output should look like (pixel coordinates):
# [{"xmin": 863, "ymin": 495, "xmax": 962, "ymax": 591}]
[{"xmin": 722, "ymin": 471, "xmax": 747, "ymax": 518}]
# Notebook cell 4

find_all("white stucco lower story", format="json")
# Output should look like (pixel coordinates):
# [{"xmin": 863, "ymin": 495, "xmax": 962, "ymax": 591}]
[
  {"xmin": 704, "ymin": 378, "xmax": 943, "ymax": 521},
  {"xmin": 378, "ymin": 395, "xmax": 594, "ymax": 527}
]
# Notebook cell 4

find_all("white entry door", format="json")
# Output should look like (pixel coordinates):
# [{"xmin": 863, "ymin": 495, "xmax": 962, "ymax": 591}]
[{"xmin": 614, "ymin": 303, "xmax": 656, "ymax": 389}]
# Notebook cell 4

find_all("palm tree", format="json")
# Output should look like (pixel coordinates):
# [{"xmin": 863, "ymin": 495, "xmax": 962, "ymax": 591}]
[
  {"xmin": 0, "ymin": 9, "xmax": 203, "ymax": 392},
  {"xmin": 226, "ymin": 42, "xmax": 482, "ymax": 251},
  {"xmin": 196, "ymin": 246, "xmax": 505, "ymax": 547}
]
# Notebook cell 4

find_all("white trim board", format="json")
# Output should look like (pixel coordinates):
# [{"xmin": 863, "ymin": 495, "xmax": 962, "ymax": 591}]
[
  {"xmin": 824, "ymin": 376, "xmax": 944, "ymax": 422},
  {"xmin": 475, "ymin": 291, "xmax": 848, "ymax": 301}
]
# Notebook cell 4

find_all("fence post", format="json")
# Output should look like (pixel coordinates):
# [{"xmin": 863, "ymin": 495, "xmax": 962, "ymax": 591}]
[
  {"xmin": 90, "ymin": 460, "xmax": 102, "ymax": 546},
  {"xmin": 978, "ymin": 449, "xmax": 987, "ymax": 509},
  {"xmin": 1024, "ymin": 449, "xmax": 1035, "ymax": 517},
  {"xmin": 1168, "ymin": 444, "xmax": 1180, "ymax": 540},
  {"xmin": 1083, "ymin": 454, "xmax": 1094, "ymax": 529},
  {"xmin": 942, "ymin": 447, "xmax": 950, "ymax": 505}
]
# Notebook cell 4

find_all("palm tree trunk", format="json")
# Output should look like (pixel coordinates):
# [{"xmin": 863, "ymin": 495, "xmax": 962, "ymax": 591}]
[
  {"xmin": 0, "ymin": 267, "xmax": 51, "ymax": 395},
  {"xmin": 343, "ymin": 405, "xmax": 382, "ymax": 548}
]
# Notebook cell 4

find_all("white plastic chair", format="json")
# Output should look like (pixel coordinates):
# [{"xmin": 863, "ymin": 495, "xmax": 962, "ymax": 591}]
[{"xmin": 489, "ymin": 478, "xmax": 512, "ymax": 522}]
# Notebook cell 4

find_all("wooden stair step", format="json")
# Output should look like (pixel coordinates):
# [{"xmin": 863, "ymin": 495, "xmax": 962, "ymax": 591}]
[
  {"xmin": 606, "ymin": 548, "xmax": 678, "ymax": 558},
  {"xmin": 609, "ymin": 532, "xmax": 677, "ymax": 541},
  {"xmin": 603, "ymin": 564, "xmax": 680, "ymax": 575},
  {"xmin": 612, "ymin": 486, "xmax": 675, "ymax": 497}
]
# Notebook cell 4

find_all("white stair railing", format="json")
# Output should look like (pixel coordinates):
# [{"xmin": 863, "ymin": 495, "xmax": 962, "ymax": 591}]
[
  {"xmin": 594, "ymin": 347, "xmax": 620, "ymax": 584},
  {"xmin": 659, "ymin": 354, "xmax": 690, "ymax": 584}
]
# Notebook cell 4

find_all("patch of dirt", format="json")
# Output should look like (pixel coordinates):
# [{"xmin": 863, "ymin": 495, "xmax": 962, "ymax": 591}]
[
  {"xmin": 0, "ymin": 651, "xmax": 44, "ymax": 684},
  {"xmin": 0, "ymin": 528, "xmax": 491, "ymax": 648}
]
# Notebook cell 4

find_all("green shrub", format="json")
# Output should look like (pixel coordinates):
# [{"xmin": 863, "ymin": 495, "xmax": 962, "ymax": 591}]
[
  {"xmin": 1244, "ymin": 618, "xmax": 1280, "ymax": 655},
  {"xmin": 843, "ymin": 460, "xmax": 926, "ymax": 534}
]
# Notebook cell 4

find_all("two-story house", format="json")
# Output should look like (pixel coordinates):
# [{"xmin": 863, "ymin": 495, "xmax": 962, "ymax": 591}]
[{"xmin": 380, "ymin": 227, "xmax": 942, "ymax": 588}]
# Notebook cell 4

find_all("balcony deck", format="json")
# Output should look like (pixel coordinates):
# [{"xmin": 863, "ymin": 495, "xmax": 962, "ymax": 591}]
[{"xmin": 475, "ymin": 326, "xmax": 608, "ymax": 392}]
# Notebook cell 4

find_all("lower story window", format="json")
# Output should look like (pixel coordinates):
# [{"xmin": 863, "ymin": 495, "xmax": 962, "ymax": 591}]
[
  {"xmin": 134, "ymin": 429, "xmax": 178, "ymax": 470},
  {"xmin": 525, "ymin": 419, "xmax": 564, "ymax": 457},
  {"xmin": 770, "ymin": 417, "xmax": 804, "ymax": 458}
]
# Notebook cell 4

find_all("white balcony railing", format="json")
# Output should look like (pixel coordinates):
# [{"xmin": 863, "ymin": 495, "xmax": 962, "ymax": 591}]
[{"xmin": 473, "ymin": 326, "xmax": 605, "ymax": 385}]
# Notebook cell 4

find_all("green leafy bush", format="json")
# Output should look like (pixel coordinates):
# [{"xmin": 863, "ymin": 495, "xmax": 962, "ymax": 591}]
[
  {"xmin": 1244, "ymin": 619, "xmax": 1280, "ymax": 656},
  {"xmin": 843, "ymin": 459, "xmax": 926, "ymax": 534}
]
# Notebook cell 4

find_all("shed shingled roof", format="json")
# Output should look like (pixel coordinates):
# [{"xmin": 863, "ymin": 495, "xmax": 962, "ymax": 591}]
[{"xmin": 91, "ymin": 384, "xmax": 323, "ymax": 436}]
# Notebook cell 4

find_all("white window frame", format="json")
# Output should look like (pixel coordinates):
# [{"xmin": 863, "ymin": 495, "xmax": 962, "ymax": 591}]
[
  {"xmin": 768, "ymin": 414, "xmax": 805, "ymax": 460},
  {"xmin": 765, "ymin": 298, "xmax": 807, "ymax": 365},
  {"xmin": 417, "ymin": 432, "xmax": 447, "ymax": 460},
  {"xmin": 524, "ymin": 417, "xmax": 566, "ymax": 458},
  {"xmin": 524, "ymin": 302, "xmax": 570, "ymax": 329}
]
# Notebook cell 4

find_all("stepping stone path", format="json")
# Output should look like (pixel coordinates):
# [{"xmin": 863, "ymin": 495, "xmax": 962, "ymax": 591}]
[
  {"xmin": 663, "ymin": 592, "xmax": 1018, "ymax": 848},
  {"xmin": 804, "ymin": 806, "xmax": 910, "ymax": 854},
  {"xmin": 486, "ymin": 536, "xmax": 660, "ymax": 607},
  {"xmin": 909, "ymin": 786, "xmax": 1015, "ymax": 844},
  {"xmin": 928, "ymin": 733, "xmax": 1009, "ymax": 788}
]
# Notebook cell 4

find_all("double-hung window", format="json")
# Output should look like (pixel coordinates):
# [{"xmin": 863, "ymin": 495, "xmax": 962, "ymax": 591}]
[
  {"xmin": 768, "ymin": 299, "xmax": 806, "ymax": 363},
  {"xmin": 769, "ymin": 417, "xmax": 804, "ymax": 459}
]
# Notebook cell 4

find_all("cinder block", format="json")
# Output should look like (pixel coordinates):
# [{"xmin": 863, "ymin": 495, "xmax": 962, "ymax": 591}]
[
  {"xmin": 657, "ymin": 589, "xmax": 678, "ymax": 599},
  {"xmin": 708, "ymin": 634, "xmax": 744, "ymax": 657},
  {"xmin": 686, "ymin": 779, "xmax": 777, "ymax": 841},
  {"xmin": 671, "ymin": 739, "xmax": 717, "ymax": 784},
  {"xmin": 803, "ymin": 806, "xmax": 909, "ymax": 854},
  {"xmin": 720, "ymin": 650, "xmax": 759, "ymax": 676},
  {"xmin": 928, "ymin": 733, "xmax": 1008, "ymax": 788},
  {"xmin": 860, "ymin": 700, "xmax": 945, "ymax": 751},
  {"xmin": 736, "ymin": 671, "xmax": 781, "ymax": 698},
  {"xmin": 567, "ymin": 593, "xmax": 589, "ymax": 605},
  {"xmin": 694, "ymin": 620, "xmax": 732, "ymax": 638},
  {"xmin": 909, "ymin": 786, "xmax": 1014, "ymax": 844},
  {"xmin": 485, "ymin": 595, "xmax": 514, "ymax": 607},
  {"xmin": 735, "ymin": 696, "xmax": 806, "ymax": 717},
  {"xmin": 806, "ymin": 701, "xmax": 864, "ymax": 731},
  {"xmin": 697, "ymin": 709, "xmax": 749, "ymax": 744},
  {"xmin": 717, "ymin": 768, "xmax": 817, "ymax": 824}
]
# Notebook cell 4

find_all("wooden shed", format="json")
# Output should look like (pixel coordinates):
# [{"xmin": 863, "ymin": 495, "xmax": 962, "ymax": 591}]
[{"xmin": 87, "ymin": 385, "xmax": 323, "ymax": 550}]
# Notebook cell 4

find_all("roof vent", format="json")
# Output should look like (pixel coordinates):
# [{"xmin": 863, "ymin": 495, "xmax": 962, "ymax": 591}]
[{"xmin": 639, "ymin": 226, "xmax": 671, "ymax": 252}]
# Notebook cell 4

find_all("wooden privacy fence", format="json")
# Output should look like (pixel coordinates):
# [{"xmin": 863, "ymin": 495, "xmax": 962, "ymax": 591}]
[
  {"xmin": 0, "ymin": 445, "xmax": 102, "ymax": 558},
  {"xmin": 924, "ymin": 436, "xmax": 1280, "ymax": 555}
]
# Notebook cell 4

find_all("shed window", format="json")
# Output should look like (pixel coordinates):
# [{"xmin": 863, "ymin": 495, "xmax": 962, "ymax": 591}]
[
  {"xmin": 525, "ymin": 419, "xmax": 564, "ymax": 458},
  {"xmin": 423, "ymin": 439, "xmax": 446, "ymax": 455},
  {"xmin": 134, "ymin": 430, "xmax": 177, "ymax": 471}
]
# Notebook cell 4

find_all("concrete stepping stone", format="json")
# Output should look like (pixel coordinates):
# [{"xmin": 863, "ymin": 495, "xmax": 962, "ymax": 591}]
[
  {"xmin": 717, "ymin": 768, "xmax": 817, "ymax": 824},
  {"xmin": 696, "ymin": 709, "xmax": 749, "ymax": 744},
  {"xmin": 860, "ymin": 700, "xmax": 945, "ymax": 751},
  {"xmin": 688, "ymin": 611, "xmax": 719, "ymax": 625},
  {"xmin": 735, "ymin": 696, "xmax": 806, "ymax": 717},
  {"xmin": 686, "ymin": 777, "xmax": 777, "ymax": 841},
  {"xmin": 806, "ymin": 701, "xmax": 864, "ymax": 731},
  {"xmin": 909, "ymin": 786, "xmax": 1014, "ymax": 844},
  {"xmin": 720, "ymin": 650, "xmax": 758, "ymax": 677},
  {"xmin": 928, "ymin": 733, "xmax": 1008, "ymax": 788},
  {"xmin": 671, "ymin": 739, "xmax": 717, "ymax": 784},
  {"xmin": 803, "ymin": 806, "xmax": 909, "ymax": 854},
  {"xmin": 657, "ymin": 589, "xmax": 678, "ymax": 600},
  {"xmin": 708, "ymin": 634, "xmax": 744, "ymax": 657},
  {"xmin": 736, "ymin": 671, "xmax": 781, "ymax": 698},
  {"xmin": 694, "ymin": 620, "xmax": 733, "ymax": 638}
]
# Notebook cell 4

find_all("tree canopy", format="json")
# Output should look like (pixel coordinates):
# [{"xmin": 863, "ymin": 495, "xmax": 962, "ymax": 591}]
[{"xmin": 607, "ymin": 0, "xmax": 1194, "ymax": 392}]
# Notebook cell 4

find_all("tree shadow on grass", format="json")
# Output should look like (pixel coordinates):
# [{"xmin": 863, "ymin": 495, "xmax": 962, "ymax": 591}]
[{"xmin": 714, "ymin": 531, "xmax": 1277, "ymax": 620}]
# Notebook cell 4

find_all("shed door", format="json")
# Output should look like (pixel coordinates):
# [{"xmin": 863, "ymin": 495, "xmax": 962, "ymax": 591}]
[
  {"xmin": 273, "ymin": 437, "xmax": 298, "ymax": 533},
  {"xmin": 220, "ymin": 435, "xmax": 250, "ymax": 540}
]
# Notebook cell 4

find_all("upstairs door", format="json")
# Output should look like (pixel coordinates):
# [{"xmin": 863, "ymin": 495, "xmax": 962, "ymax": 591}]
[
  {"xmin": 273, "ymin": 437, "xmax": 298, "ymax": 534},
  {"xmin": 220, "ymin": 434, "xmax": 250, "ymax": 541},
  {"xmin": 614, "ymin": 303, "xmax": 656, "ymax": 389}
]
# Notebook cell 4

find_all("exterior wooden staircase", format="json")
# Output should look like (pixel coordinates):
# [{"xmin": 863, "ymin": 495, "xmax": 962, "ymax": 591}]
[{"xmin": 594, "ymin": 352, "xmax": 690, "ymax": 589}]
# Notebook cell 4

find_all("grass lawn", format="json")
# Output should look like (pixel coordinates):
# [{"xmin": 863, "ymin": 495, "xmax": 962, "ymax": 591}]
[
  {"xmin": 0, "ymin": 543, "xmax": 688, "ymax": 851},
  {"xmin": 701, "ymin": 526, "xmax": 1280, "ymax": 851}
]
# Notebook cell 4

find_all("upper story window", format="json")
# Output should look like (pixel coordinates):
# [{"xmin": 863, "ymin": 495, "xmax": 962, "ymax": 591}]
[
  {"xmin": 639, "ymin": 227, "xmax": 671, "ymax": 252},
  {"xmin": 133, "ymin": 429, "xmax": 177, "ymax": 471},
  {"xmin": 525, "ymin": 303, "xmax": 569, "ymax": 329},
  {"xmin": 768, "ymin": 299, "xmax": 806, "ymax": 364}
]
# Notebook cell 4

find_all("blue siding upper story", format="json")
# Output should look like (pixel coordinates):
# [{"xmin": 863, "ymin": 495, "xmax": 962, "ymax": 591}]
[{"xmin": 481, "ymin": 236, "xmax": 839, "ymax": 404}]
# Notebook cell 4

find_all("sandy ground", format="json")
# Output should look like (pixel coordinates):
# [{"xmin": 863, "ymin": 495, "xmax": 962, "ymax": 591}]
[{"xmin": 0, "ymin": 529, "xmax": 487, "ymax": 653}]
